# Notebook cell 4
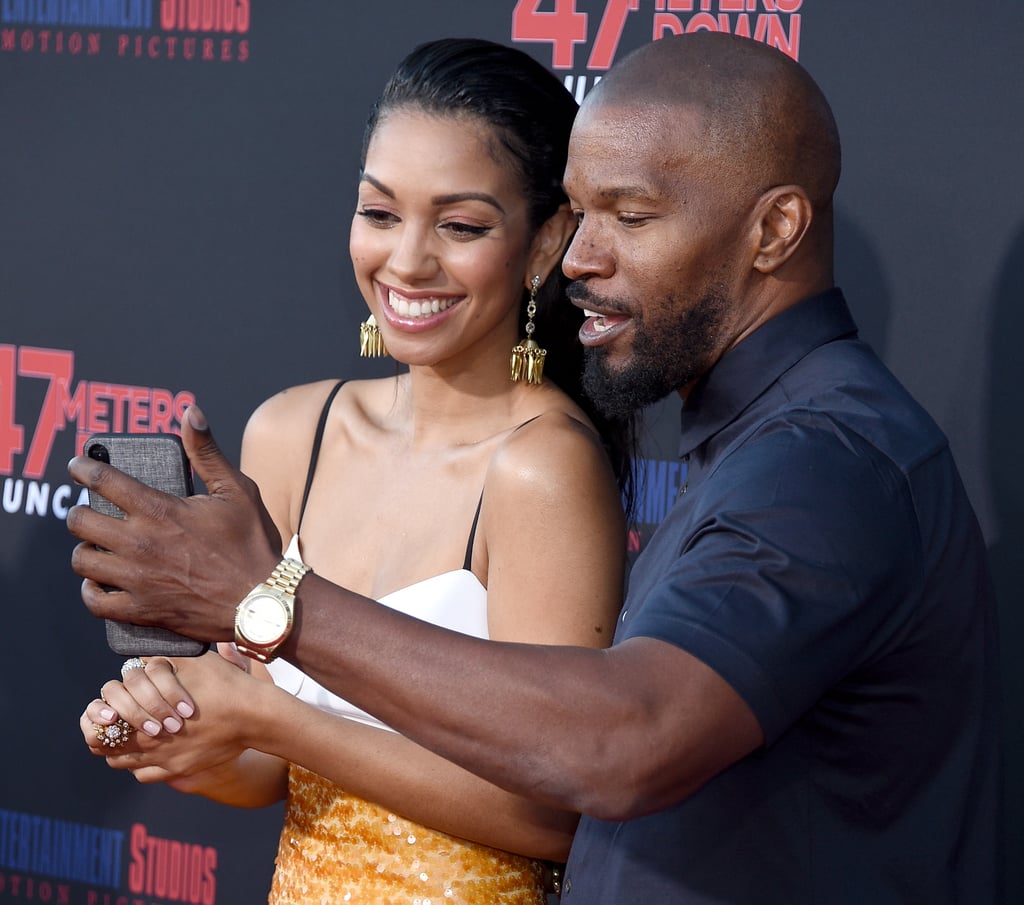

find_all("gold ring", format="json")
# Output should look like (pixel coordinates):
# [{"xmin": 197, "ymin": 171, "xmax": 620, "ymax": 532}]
[{"xmin": 94, "ymin": 719, "xmax": 134, "ymax": 749}]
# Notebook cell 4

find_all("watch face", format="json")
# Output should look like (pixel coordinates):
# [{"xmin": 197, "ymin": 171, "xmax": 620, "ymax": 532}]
[{"xmin": 238, "ymin": 593, "xmax": 288, "ymax": 645}]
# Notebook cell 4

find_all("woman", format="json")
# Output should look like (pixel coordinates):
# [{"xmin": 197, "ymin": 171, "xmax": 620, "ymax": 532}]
[{"xmin": 81, "ymin": 38, "xmax": 634, "ymax": 904}]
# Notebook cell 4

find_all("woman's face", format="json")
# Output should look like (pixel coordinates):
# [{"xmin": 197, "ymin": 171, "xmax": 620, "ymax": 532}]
[{"xmin": 350, "ymin": 109, "xmax": 536, "ymax": 372}]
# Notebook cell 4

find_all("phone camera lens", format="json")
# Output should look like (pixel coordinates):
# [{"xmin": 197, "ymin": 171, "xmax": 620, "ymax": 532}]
[{"xmin": 88, "ymin": 444, "xmax": 110, "ymax": 464}]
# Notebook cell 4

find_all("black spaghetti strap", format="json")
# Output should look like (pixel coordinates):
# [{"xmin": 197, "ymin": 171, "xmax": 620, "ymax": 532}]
[
  {"xmin": 462, "ymin": 413, "xmax": 545, "ymax": 573},
  {"xmin": 297, "ymin": 380, "xmax": 346, "ymax": 534},
  {"xmin": 463, "ymin": 493, "xmax": 484, "ymax": 572}
]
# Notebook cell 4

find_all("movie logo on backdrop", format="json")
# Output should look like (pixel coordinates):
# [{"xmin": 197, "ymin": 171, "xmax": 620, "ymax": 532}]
[
  {"xmin": 1, "ymin": 0, "xmax": 250, "ymax": 62},
  {"xmin": 0, "ymin": 808, "xmax": 219, "ymax": 905},
  {"xmin": 511, "ymin": 0, "xmax": 802, "ymax": 100},
  {"xmin": 0, "ymin": 343, "xmax": 194, "ymax": 523},
  {"xmin": 629, "ymin": 457, "xmax": 686, "ymax": 551}
]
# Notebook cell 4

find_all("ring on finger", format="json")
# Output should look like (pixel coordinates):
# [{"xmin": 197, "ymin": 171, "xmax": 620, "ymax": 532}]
[
  {"xmin": 94, "ymin": 719, "xmax": 134, "ymax": 749},
  {"xmin": 120, "ymin": 657, "xmax": 147, "ymax": 680}
]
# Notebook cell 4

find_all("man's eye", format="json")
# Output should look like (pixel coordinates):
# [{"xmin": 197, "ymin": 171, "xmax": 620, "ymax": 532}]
[{"xmin": 618, "ymin": 214, "xmax": 649, "ymax": 227}]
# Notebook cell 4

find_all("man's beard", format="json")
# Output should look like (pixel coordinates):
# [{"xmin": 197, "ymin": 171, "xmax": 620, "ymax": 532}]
[{"xmin": 582, "ymin": 288, "xmax": 728, "ymax": 419}]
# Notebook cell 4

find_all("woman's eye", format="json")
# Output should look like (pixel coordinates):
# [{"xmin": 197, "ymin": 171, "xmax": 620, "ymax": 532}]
[
  {"xmin": 441, "ymin": 221, "xmax": 491, "ymax": 239},
  {"xmin": 356, "ymin": 208, "xmax": 398, "ymax": 227}
]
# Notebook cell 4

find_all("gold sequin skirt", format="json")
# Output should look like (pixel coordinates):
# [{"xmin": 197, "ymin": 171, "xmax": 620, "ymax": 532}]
[{"xmin": 268, "ymin": 764, "xmax": 547, "ymax": 905}]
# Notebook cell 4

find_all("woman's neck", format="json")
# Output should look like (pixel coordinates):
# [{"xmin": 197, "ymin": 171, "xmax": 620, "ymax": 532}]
[{"xmin": 398, "ymin": 364, "xmax": 547, "ymax": 449}]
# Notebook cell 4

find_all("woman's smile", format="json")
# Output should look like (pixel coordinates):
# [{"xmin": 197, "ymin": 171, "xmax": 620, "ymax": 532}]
[{"xmin": 376, "ymin": 282, "xmax": 466, "ymax": 331}]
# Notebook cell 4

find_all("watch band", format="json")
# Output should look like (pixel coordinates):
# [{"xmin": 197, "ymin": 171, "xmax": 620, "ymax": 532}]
[{"xmin": 266, "ymin": 557, "xmax": 312, "ymax": 596}]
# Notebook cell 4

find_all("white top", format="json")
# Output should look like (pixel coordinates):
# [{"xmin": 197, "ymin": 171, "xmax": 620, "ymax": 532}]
[{"xmin": 266, "ymin": 534, "xmax": 489, "ymax": 733}]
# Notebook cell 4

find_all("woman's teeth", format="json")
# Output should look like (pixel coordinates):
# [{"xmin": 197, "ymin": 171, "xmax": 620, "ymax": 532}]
[{"xmin": 388, "ymin": 288, "xmax": 455, "ymax": 318}]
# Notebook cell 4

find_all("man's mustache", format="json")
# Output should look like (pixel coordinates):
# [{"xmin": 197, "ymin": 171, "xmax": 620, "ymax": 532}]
[{"xmin": 566, "ymin": 281, "xmax": 629, "ymax": 316}]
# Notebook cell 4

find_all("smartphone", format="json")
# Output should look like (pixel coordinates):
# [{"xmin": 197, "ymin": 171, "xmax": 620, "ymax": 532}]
[{"xmin": 84, "ymin": 433, "xmax": 207, "ymax": 657}]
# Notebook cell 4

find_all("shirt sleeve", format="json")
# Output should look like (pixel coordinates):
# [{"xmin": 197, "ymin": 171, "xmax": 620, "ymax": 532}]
[{"xmin": 624, "ymin": 412, "xmax": 924, "ymax": 744}]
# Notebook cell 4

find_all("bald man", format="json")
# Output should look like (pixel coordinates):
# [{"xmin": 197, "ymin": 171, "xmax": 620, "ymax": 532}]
[{"xmin": 69, "ymin": 33, "xmax": 999, "ymax": 902}]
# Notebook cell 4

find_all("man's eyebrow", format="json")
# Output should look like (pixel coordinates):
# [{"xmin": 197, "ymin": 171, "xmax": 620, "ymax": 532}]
[
  {"xmin": 563, "ymin": 179, "xmax": 659, "ymax": 205},
  {"xmin": 359, "ymin": 172, "xmax": 505, "ymax": 215},
  {"xmin": 598, "ymin": 185, "xmax": 659, "ymax": 203}
]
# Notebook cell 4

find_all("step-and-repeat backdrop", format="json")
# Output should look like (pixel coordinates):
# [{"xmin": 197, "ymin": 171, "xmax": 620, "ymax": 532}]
[{"xmin": 2, "ymin": 3, "xmax": 1021, "ymax": 902}]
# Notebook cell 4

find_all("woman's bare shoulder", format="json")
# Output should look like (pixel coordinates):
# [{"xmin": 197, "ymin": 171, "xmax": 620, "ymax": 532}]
[
  {"xmin": 240, "ymin": 377, "xmax": 400, "ymax": 525},
  {"xmin": 488, "ymin": 406, "xmax": 618, "ymax": 501},
  {"xmin": 244, "ymin": 377, "xmax": 396, "ymax": 444},
  {"xmin": 480, "ymin": 405, "xmax": 627, "ymax": 646}
]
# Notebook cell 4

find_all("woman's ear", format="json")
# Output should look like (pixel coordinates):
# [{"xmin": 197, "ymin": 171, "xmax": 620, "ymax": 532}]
[
  {"xmin": 752, "ymin": 186, "xmax": 813, "ymax": 274},
  {"xmin": 526, "ymin": 203, "xmax": 577, "ymax": 286}
]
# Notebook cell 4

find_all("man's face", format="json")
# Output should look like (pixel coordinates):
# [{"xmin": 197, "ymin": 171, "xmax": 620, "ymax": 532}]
[{"xmin": 562, "ymin": 100, "xmax": 752, "ymax": 417}]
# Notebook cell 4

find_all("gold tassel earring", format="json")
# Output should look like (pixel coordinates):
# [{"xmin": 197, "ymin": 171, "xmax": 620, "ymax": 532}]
[
  {"xmin": 359, "ymin": 313, "xmax": 387, "ymax": 358},
  {"xmin": 510, "ymin": 275, "xmax": 546, "ymax": 384}
]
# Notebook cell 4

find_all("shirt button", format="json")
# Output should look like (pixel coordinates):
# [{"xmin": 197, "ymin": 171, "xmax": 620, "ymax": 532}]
[
  {"xmin": 620, "ymin": 607, "xmax": 629, "ymax": 622},
  {"xmin": 563, "ymin": 877, "xmax": 572, "ymax": 896}
]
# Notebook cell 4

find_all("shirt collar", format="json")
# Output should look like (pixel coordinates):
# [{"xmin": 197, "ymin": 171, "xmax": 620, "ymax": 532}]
[{"xmin": 678, "ymin": 288, "xmax": 858, "ymax": 458}]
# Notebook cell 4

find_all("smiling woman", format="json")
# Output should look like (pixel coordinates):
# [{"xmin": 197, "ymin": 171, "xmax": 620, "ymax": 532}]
[
  {"xmin": 78, "ymin": 37, "xmax": 638, "ymax": 905},
  {"xmin": 351, "ymin": 112, "xmax": 536, "ymax": 367}
]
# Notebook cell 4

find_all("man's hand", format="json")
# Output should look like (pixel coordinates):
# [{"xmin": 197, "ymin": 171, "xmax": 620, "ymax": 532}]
[{"xmin": 67, "ymin": 406, "xmax": 283, "ymax": 642}]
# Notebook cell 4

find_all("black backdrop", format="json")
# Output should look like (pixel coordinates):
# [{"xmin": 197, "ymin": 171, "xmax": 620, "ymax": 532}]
[{"xmin": 2, "ymin": 2, "xmax": 1021, "ymax": 902}]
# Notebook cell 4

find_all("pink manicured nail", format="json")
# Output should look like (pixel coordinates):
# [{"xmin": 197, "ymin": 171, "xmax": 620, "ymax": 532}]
[
  {"xmin": 163, "ymin": 717, "xmax": 182, "ymax": 733},
  {"xmin": 142, "ymin": 720, "xmax": 161, "ymax": 736},
  {"xmin": 99, "ymin": 707, "xmax": 116, "ymax": 721},
  {"xmin": 176, "ymin": 701, "xmax": 194, "ymax": 718}
]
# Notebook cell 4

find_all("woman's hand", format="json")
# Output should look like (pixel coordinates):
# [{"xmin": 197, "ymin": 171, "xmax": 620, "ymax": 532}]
[
  {"xmin": 79, "ymin": 647, "xmax": 262, "ymax": 788},
  {"xmin": 82, "ymin": 656, "xmax": 196, "ymax": 750}
]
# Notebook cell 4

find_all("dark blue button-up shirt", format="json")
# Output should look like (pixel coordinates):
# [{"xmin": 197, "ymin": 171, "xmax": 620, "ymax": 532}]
[{"xmin": 564, "ymin": 289, "xmax": 1000, "ymax": 903}]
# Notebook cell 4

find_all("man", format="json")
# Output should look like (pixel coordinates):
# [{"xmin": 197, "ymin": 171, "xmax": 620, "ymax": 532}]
[{"xmin": 68, "ymin": 32, "xmax": 1000, "ymax": 902}]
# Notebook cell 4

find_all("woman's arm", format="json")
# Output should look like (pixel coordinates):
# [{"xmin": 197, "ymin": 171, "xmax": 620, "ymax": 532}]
[
  {"xmin": 478, "ymin": 410, "xmax": 626, "ymax": 648},
  {"xmin": 85, "ymin": 648, "xmax": 577, "ymax": 857}
]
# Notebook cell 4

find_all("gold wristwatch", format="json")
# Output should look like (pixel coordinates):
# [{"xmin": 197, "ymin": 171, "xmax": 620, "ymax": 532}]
[{"xmin": 234, "ymin": 558, "xmax": 311, "ymax": 662}]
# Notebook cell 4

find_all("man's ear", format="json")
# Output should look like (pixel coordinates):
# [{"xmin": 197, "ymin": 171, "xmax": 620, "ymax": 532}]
[
  {"xmin": 752, "ymin": 186, "xmax": 813, "ymax": 274},
  {"xmin": 526, "ymin": 203, "xmax": 577, "ymax": 286}
]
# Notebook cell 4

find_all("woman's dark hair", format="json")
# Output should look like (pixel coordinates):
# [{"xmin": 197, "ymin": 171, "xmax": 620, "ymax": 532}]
[{"xmin": 362, "ymin": 37, "xmax": 637, "ymax": 517}]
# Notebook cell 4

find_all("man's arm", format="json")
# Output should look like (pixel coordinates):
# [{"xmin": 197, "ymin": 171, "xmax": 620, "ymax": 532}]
[
  {"xmin": 290, "ymin": 591, "xmax": 763, "ymax": 819},
  {"xmin": 68, "ymin": 406, "xmax": 763, "ymax": 820}
]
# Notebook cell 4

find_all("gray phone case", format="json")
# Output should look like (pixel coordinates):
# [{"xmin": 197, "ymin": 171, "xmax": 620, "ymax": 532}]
[{"xmin": 84, "ymin": 434, "xmax": 207, "ymax": 657}]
